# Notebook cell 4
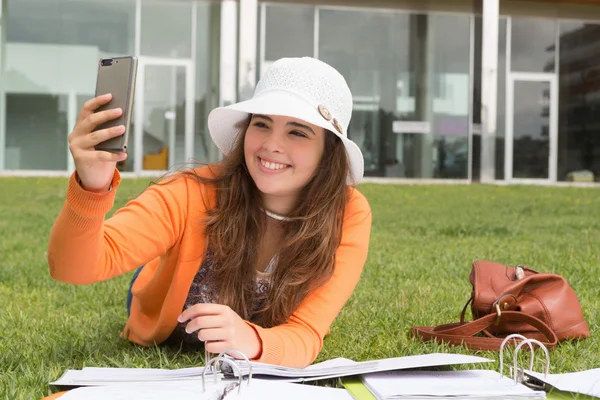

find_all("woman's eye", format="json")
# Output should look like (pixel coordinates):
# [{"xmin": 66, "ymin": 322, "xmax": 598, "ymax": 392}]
[
  {"xmin": 253, "ymin": 121, "xmax": 268, "ymax": 128},
  {"xmin": 290, "ymin": 130, "xmax": 307, "ymax": 138}
]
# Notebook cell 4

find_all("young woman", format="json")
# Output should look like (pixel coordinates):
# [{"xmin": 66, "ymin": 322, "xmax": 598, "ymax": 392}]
[{"xmin": 48, "ymin": 57, "xmax": 371, "ymax": 370}]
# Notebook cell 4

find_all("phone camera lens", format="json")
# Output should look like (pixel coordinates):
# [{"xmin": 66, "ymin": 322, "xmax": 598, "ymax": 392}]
[{"xmin": 101, "ymin": 58, "xmax": 113, "ymax": 67}]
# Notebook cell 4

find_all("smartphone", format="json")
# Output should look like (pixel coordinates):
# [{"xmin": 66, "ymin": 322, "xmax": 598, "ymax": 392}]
[{"xmin": 93, "ymin": 56, "xmax": 138, "ymax": 153}]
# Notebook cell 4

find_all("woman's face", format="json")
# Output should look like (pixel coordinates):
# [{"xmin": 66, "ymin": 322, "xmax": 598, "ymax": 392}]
[{"xmin": 244, "ymin": 114, "xmax": 326, "ymax": 211}]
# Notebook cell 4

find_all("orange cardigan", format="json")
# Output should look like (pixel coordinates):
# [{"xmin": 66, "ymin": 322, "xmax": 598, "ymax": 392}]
[{"xmin": 48, "ymin": 166, "xmax": 371, "ymax": 369}]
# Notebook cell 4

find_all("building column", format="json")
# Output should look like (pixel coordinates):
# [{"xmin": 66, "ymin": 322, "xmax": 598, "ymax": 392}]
[
  {"xmin": 207, "ymin": 2, "xmax": 222, "ymax": 162},
  {"xmin": 480, "ymin": 0, "xmax": 499, "ymax": 182},
  {"xmin": 219, "ymin": 0, "xmax": 238, "ymax": 108},
  {"xmin": 238, "ymin": 0, "xmax": 258, "ymax": 101},
  {"xmin": 410, "ymin": 14, "xmax": 434, "ymax": 179}
]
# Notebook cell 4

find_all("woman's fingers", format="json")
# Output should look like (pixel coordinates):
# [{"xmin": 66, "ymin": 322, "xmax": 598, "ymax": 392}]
[
  {"xmin": 69, "ymin": 124, "xmax": 127, "ymax": 162},
  {"xmin": 77, "ymin": 108, "xmax": 122, "ymax": 136},
  {"xmin": 185, "ymin": 315, "xmax": 225, "ymax": 334},
  {"xmin": 178, "ymin": 304, "xmax": 244, "ymax": 351},
  {"xmin": 79, "ymin": 125, "xmax": 125, "ymax": 149},
  {"xmin": 71, "ymin": 148, "xmax": 126, "ymax": 163},
  {"xmin": 77, "ymin": 93, "xmax": 113, "ymax": 123},
  {"xmin": 204, "ymin": 340, "xmax": 235, "ymax": 355},
  {"xmin": 196, "ymin": 328, "xmax": 230, "ymax": 342},
  {"xmin": 179, "ymin": 303, "xmax": 229, "ymax": 323},
  {"xmin": 91, "ymin": 150, "xmax": 127, "ymax": 163}
]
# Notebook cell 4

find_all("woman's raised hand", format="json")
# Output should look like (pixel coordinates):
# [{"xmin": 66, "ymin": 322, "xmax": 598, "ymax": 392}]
[{"xmin": 68, "ymin": 93, "xmax": 127, "ymax": 192}]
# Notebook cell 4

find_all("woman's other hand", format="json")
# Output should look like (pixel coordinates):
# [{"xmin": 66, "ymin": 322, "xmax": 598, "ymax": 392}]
[{"xmin": 178, "ymin": 303, "xmax": 261, "ymax": 359}]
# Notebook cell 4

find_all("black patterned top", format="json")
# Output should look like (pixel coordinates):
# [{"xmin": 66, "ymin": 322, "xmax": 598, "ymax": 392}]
[{"xmin": 166, "ymin": 249, "xmax": 275, "ymax": 347}]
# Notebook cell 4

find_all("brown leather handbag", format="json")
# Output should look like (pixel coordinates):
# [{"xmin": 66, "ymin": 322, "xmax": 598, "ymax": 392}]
[{"xmin": 411, "ymin": 260, "xmax": 590, "ymax": 350}]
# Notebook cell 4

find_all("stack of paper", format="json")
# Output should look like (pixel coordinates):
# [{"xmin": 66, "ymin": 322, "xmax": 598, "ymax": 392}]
[
  {"xmin": 361, "ymin": 370, "xmax": 547, "ymax": 399},
  {"xmin": 50, "ymin": 353, "xmax": 493, "ymax": 387},
  {"xmin": 51, "ymin": 366, "xmax": 213, "ymax": 386},
  {"xmin": 233, "ymin": 353, "xmax": 493, "ymax": 382},
  {"xmin": 526, "ymin": 368, "xmax": 600, "ymax": 398},
  {"xmin": 58, "ymin": 379, "xmax": 355, "ymax": 400}
]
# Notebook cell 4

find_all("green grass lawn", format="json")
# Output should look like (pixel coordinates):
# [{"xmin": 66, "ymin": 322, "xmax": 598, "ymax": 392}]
[{"xmin": 1, "ymin": 177, "xmax": 599, "ymax": 399}]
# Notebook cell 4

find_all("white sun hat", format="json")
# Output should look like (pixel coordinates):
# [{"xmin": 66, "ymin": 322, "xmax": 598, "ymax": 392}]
[{"xmin": 207, "ymin": 57, "xmax": 364, "ymax": 186}]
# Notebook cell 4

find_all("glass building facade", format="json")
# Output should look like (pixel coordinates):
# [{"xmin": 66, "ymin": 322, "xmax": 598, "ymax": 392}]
[
  {"xmin": 1, "ymin": 0, "xmax": 600, "ymax": 184},
  {"xmin": 0, "ymin": 0, "xmax": 223, "ymax": 175}
]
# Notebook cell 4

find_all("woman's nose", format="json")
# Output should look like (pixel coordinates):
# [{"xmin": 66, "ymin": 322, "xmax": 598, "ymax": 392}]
[{"xmin": 261, "ymin": 130, "xmax": 284, "ymax": 153}]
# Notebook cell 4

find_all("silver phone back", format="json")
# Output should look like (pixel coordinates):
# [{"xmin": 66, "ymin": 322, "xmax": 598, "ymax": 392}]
[{"xmin": 94, "ymin": 56, "xmax": 138, "ymax": 152}]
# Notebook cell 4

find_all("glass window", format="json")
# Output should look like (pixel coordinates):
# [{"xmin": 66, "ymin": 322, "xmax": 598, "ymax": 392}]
[
  {"xmin": 510, "ymin": 17, "xmax": 556, "ymax": 73},
  {"xmin": 139, "ymin": 65, "xmax": 188, "ymax": 171},
  {"xmin": 261, "ymin": 4, "xmax": 314, "ymax": 75},
  {"xmin": 0, "ymin": 0, "xmax": 4, "ymax": 54},
  {"xmin": 6, "ymin": 0, "xmax": 134, "ymax": 55},
  {"xmin": 430, "ymin": 14, "xmax": 471, "ymax": 179},
  {"xmin": 512, "ymin": 80, "xmax": 551, "ymax": 179},
  {"xmin": 557, "ymin": 21, "xmax": 600, "ymax": 182},
  {"xmin": 471, "ymin": 16, "xmax": 482, "ymax": 181},
  {"xmin": 136, "ymin": 1, "xmax": 221, "ymax": 173},
  {"xmin": 5, "ymin": 94, "xmax": 68, "ymax": 170},
  {"xmin": 4, "ymin": 0, "xmax": 135, "ymax": 170},
  {"xmin": 319, "ymin": 9, "xmax": 471, "ymax": 179},
  {"xmin": 140, "ymin": 0, "xmax": 192, "ymax": 58}
]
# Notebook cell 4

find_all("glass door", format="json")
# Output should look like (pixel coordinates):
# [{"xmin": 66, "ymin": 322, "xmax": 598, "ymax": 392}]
[
  {"xmin": 506, "ymin": 73, "xmax": 558, "ymax": 182},
  {"xmin": 133, "ymin": 57, "xmax": 194, "ymax": 173}
]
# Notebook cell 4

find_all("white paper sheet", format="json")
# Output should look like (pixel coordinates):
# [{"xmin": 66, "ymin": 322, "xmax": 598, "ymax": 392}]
[
  {"xmin": 526, "ymin": 368, "xmax": 600, "ymax": 398},
  {"xmin": 51, "ymin": 367, "xmax": 219, "ymax": 386},
  {"xmin": 361, "ymin": 370, "xmax": 546, "ymax": 399},
  {"xmin": 58, "ymin": 379, "xmax": 354, "ymax": 400},
  {"xmin": 235, "ymin": 353, "xmax": 494, "ymax": 381}
]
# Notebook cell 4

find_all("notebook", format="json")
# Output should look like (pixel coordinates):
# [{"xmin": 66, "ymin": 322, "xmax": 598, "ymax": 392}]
[
  {"xmin": 360, "ymin": 369, "xmax": 546, "ymax": 399},
  {"xmin": 353, "ymin": 336, "xmax": 558, "ymax": 400}
]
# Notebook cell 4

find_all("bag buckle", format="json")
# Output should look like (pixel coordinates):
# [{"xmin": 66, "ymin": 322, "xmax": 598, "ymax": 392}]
[
  {"xmin": 495, "ymin": 303, "xmax": 502, "ymax": 325},
  {"xmin": 515, "ymin": 266, "xmax": 525, "ymax": 280}
]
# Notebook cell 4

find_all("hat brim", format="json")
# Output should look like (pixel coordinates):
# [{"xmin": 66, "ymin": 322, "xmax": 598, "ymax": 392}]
[{"xmin": 207, "ymin": 90, "xmax": 364, "ymax": 185}]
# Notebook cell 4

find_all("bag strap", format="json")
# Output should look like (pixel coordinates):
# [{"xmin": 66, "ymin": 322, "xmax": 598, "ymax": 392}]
[{"xmin": 411, "ymin": 311, "xmax": 559, "ymax": 351}]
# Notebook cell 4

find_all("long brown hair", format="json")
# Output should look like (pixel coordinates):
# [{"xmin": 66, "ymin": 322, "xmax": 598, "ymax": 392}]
[{"xmin": 178, "ymin": 118, "xmax": 350, "ymax": 327}]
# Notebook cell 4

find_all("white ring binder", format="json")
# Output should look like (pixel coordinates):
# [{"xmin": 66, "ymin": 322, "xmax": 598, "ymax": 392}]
[
  {"xmin": 202, "ymin": 356, "xmax": 243, "ymax": 395},
  {"xmin": 202, "ymin": 349, "xmax": 253, "ymax": 396},
  {"xmin": 205, "ymin": 348, "xmax": 213, "ymax": 367},
  {"xmin": 499, "ymin": 334, "xmax": 535, "ymax": 378},
  {"xmin": 216, "ymin": 350, "xmax": 253, "ymax": 385},
  {"xmin": 513, "ymin": 339, "xmax": 550, "ymax": 385}
]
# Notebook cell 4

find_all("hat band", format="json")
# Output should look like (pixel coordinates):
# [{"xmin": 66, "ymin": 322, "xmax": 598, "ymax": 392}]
[{"xmin": 253, "ymin": 87, "xmax": 346, "ymax": 136}]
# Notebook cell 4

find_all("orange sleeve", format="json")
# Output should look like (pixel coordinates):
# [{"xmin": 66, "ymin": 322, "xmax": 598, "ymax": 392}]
[
  {"xmin": 247, "ymin": 189, "xmax": 372, "ymax": 367},
  {"xmin": 47, "ymin": 170, "xmax": 190, "ymax": 284}
]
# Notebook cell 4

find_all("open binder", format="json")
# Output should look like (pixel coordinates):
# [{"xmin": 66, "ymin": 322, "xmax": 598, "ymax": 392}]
[
  {"xmin": 50, "ymin": 352, "xmax": 493, "ymax": 387},
  {"xmin": 353, "ymin": 335, "xmax": 551, "ymax": 400},
  {"xmin": 52, "ymin": 336, "xmax": 599, "ymax": 399},
  {"xmin": 56, "ymin": 350, "xmax": 354, "ymax": 400}
]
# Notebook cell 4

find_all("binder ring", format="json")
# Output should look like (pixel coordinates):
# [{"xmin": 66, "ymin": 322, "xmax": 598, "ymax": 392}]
[
  {"xmin": 499, "ymin": 334, "xmax": 534, "ymax": 378},
  {"xmin": 202, "ymin": 356, "xmax": 243, "ymax": 394},
  {"xmin": 513, "ymin": 339, "xmax": 550, "ymax": 384},
  {"xmin": 216, "ymin": 349, "xmax": 253, "ymax": 386}
]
